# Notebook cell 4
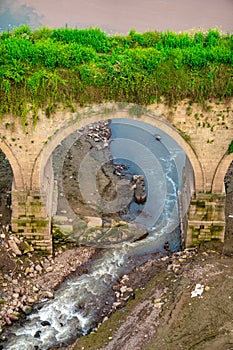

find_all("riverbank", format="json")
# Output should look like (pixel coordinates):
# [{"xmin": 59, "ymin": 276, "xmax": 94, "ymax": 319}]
[
  {"xmin": 0, "ymin": 240, "xmax": 96, "ymax": 333},
  {"xmin": 0, "ymin": 230, "xmax": 233, "ymax": 349},
  {"xmin": 68, "ymin": 246, "xmax": 233, "ymax": 350}
]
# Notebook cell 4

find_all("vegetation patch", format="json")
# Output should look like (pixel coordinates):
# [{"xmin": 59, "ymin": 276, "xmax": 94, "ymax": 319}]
[
  {"xmin": 228, "ymin": 140, "xmax": 233, "ymax": 154},
  {"xmin": 0, "ymin": 26, "xmax": 232, "ymax": 120}
]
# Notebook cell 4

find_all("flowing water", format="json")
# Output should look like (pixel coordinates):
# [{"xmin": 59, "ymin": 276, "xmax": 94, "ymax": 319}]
[{"xmin": 3, "ymin": 119, "xmax": 187, "ymax": 349}]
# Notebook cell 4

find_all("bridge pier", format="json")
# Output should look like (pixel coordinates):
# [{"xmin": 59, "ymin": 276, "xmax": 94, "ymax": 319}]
[
  {"xmin": 11, "ymin": 190, "xmax": 52, "ymax": 254},
  {"xmin": 186, "ymin": 193, "xmax": 225, "ymax": 247}
]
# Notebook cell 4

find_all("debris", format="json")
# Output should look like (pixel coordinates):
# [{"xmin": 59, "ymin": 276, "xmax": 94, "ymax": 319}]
[
  {"xmin": 7, "ymin": 240, "xmax": 22, "ymax": 256},
  {"xmin": 191, "ymin": 284, "xmax": 204, "ymax": 298}
]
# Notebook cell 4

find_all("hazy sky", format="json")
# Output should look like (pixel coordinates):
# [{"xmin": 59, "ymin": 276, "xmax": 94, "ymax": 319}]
[{"xmin": 1, "ymin": 0, "xmax": 233, "ymax": 33}]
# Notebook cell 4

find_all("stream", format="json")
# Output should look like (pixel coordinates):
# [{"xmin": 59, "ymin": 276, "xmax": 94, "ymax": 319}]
[{"xmin": 3, "ymin": 118, "xmax": 187, "ymax": 349}]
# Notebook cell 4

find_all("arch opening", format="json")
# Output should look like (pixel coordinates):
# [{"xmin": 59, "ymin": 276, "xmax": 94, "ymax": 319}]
[
  {"xmin": 42, "ymin": 117, "xmax": 195, "ymax": 251},
  {"xmin": 0, "ymin": 149, "xmax": 14, "ymax": 231},
  {"xmin": 223, "ymin": 160, "xmax": 233, "ymax": 255}
]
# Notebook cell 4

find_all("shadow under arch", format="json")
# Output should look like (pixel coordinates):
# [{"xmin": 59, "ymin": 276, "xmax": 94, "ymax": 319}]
[
  {"xmin": 222, "ymin": 157, "xmax": 233, "ymax": 255},
  {"xmin": 0, "ymin": 147, "xmax": 14, "ymax": 228},
  {"xmin": 31, "ymin": 104, "xmax": 204, "ymax": 197},
  {"xmin": 0, "ymin": 139, "xmax": 24, "ymax": 190}
]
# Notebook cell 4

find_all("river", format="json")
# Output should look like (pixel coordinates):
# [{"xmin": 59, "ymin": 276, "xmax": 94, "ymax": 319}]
[{"xmin": 2, "ymin": 118, "xmax": 188, "ymax": 349}]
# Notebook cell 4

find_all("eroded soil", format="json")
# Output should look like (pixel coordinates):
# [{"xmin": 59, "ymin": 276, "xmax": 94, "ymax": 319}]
[{"xmin": 70, "ymin": 248, "xmax": 233, "ymax": 350}]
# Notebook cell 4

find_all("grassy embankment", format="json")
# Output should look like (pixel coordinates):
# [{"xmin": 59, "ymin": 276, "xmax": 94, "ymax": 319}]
[{"xmin": 0, "ymin": 26, "xmax": 232, "ymax": 150}]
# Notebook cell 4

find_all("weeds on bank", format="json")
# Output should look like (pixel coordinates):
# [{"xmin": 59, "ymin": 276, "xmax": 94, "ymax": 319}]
[{"xmin": 0, "ymin": 26, "xmax": 232, "ymax": 119}]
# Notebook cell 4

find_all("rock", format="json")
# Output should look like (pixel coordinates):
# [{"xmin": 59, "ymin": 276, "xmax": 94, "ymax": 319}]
[
  {"xmin": 27, "ymin": 297, "xmax": 36, "ymax": 304},
  {"xmin": 41, "ymin": 320, "xmax": 51, "ymax": 326},
  {"xmin": 21, "ymin": 305, "xmax": 32, "ymax": 315},
  {"xmin": 11, "ymin": 299, "xmax": 18, "ymax": 307},
  {"xmin": 9, "ymin": 313, "xmax": 20, "ymax": 321},
  {"xmin": 12, "ymin": 293, "xmax": 19, "ymax": 299},
  {"xmin": 7, "ymin": 309, "xmax": 14, "ymax": 315},
  {"xmin": 132, "ymin": 175, "xmax": 147, "ymax": 204},
  {"xmin": 7, "ymin": 240, "xmax": 22, "ymax": 255},
  {"xmin": 34, "ymin": 330, "xmax": 41, "ymax": 338},
  {"xmin": 29, "ymin": 266, "xmax": 34, "ymax": 273},
  {"xmin": 43, "ymin": 291, "xmax": 54, "ymax": 299},
  {"xmin": 35, "ymin": 265, "xmax": 43, "ymax": 273},
  {"xmin": 46, "ymin": 266, "xmax": 53, "ymax": 272},
  {"xmin": 12, "ymin": 236, "xmax": 21, "ymax": 244},
  {"xmin": 5, "ymin": 317, "xmax": 11, "ymax": 325},
  {"xmin": 112, "ymin": 301, "xmax": 122, "ymax": 309},
  {"xmin": 85, "ymin": 216, "xmax": 102, "ymax": 228},
  {"xmin": 154, "ymin": 302, "xmax": 164, "ymax": 309},
  {"xmin": 120, "ymin": 286, "xmax": 128, "ymax": 294},
  {"xmin": 153, "ymin": 298, "xmax": 162, "ymax": 304}
]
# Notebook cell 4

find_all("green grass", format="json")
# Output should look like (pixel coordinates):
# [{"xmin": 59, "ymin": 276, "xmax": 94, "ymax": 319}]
[
  {"xmin": 0, "ymin": 26, "xmax": 232, "ymax": 119},
  {"xmin": 228, "ymin": 140, "xmax": 233, "ymax": 154}
]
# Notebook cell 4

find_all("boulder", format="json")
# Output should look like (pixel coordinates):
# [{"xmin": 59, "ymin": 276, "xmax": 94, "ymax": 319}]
[{"xmin": 132, "ymin": 175, "xmax": 147, "ymax": 204}]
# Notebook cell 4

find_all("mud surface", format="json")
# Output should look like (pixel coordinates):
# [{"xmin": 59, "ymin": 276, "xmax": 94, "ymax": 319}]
[
  {"xmin": 69, "ymin": 248, "xmax": 233, "ymax": 350},
  {"xmin": 60, "ymin": 124, "xmax": 148, "ymax": 245}
]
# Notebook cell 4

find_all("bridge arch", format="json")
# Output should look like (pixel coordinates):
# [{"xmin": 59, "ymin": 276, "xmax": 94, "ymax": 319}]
[
  {"xmin": 31, "ymin": 105, "xmax": 204, "ymax": 198},
  {"xmin": 0, "ymin": 139, "xmax": 24, "ymax": 189},
  {"xmin": 212, "ymin": 153, "xmax": 233, "ymax": 193}
]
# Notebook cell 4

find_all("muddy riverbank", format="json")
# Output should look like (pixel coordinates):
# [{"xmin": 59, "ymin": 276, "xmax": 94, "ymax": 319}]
[
  {"xmin": 0, "ymin": 240, "xmax": 96, "ymax": 332},
  {"xmin": 67, "ymin": 246, "xmax": 233, "ymax": 350}
]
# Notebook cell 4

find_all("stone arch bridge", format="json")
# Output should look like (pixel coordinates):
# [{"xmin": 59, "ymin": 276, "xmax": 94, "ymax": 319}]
[{"xmin": 0, "ymin": 102, "xmax": 232, "ymax": 253}]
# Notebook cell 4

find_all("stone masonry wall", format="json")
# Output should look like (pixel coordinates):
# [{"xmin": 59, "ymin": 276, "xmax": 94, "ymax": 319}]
[
  {"xmin": 11, "ymin": 190, "xmax": 52, "ymax": 253},
  {"xmin": 186, "ymin": 194, "xmax": 226, "ymax": 247},
  {"xmin": 0, "ymin": 100, "xmax": 232, "ymax": 252}
]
